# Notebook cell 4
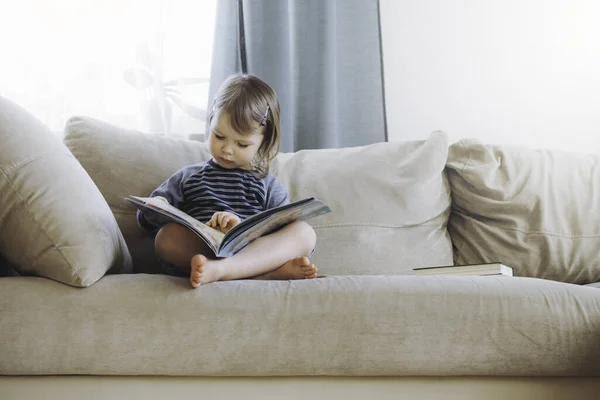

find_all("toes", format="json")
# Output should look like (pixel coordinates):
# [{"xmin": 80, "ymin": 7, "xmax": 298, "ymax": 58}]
[
  {"xmin": 302, "ymin": 264, "xmax": 317, "ymax": 273},
  {"xmin": 192, "ymin": 254, "xmax": 207, "ymax": 266},
  {"xmin": 301, "ymin": 263, "xmax": 316, "ymax": 270},
  {"xmin": 303, "ymin": 265, "xmax": 318, "ymax": 278},
  {"xmin": 190, "ymin": 264, "xmax": 204, "ymax": 288},
  {"xmin": 191, "ymin": 260, "xmax": 205, "ymax": 275},
  {"xmin": 295, "ymin": 256, "xmax": 310, "ymax": 267},
  {"xmin": 191, "ymin": 271, "xmax": 201, "ymax": 282}
]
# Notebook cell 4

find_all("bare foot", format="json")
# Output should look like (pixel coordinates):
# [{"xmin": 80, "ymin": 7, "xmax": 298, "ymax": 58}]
[
  {"xmin": 254, "ymin": 257, "xmax": 318, "ymax": 280},
  {"xmin": 190, "ymin": 255, "xmax": 223, "ymax": 288}
]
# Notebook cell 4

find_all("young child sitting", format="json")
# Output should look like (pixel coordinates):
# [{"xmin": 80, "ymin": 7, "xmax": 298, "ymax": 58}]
[{"xmin": 137, "ymin": 74, "xmax": 318, "ymax": 288}]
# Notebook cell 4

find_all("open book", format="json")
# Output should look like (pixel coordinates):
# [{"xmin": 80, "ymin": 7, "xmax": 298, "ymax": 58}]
[
  {"xmin": 126, "ymin": 195, "xmax": 331, "ymax": 258},
  {"xmin": 413, "ymin": 262, "xmax": 514, "ymax": 277}
]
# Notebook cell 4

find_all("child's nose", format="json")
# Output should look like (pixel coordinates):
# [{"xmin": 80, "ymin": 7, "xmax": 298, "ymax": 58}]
[{"xmin": 222, "ymin": 142, "xmax": 233, "ymax": 154}]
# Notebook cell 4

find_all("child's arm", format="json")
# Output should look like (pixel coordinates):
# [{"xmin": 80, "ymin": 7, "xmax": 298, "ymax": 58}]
[{"xmin": 264, "ymin": 175, "xmax": 289, "ymax": 209}]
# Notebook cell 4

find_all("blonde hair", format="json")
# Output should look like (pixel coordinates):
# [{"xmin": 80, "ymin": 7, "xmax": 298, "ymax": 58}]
[{"xmin": 208, "ymin": 74, "xmax": 281, "ymax": 176}]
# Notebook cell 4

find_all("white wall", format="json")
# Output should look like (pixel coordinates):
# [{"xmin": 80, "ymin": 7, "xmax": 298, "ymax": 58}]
[{"xmin": 380, "ymin": 0, "xmax": 600, "ymax": 152}]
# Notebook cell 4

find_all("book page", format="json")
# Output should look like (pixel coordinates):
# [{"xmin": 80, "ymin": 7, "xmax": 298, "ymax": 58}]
[
  {"xmin": 223, "ymin": 197, "xmax": 314, "ymax": 239},
  {"xmin": 218, "ymin": 199, "xmax": 330, "ymax": 257},
  {"xmin": 127, "ymin": 196, "xmax": 224, "ymax": 253},
  {"xmin": 143, "ymin": 197, "xmax": 225, "ymax": 245}
]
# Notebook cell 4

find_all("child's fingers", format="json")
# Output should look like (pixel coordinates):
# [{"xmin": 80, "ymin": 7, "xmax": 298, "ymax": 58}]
[
  {"xmin": 206, "ymin": 213, "xmax": 219, "ymax": 228},
  {"xmin": 207, "ymin": 212, "xmax": 238, "ymax": 231},
  {"xmin": 228, "ymin": 215, "xmax": 239, "ymax": 227}
]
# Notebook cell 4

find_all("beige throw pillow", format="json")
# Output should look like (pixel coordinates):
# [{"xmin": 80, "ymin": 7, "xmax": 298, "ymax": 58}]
[
  {"xmin": 65, "ymin": 116, "xmax": 453, "ymax": 275},
  {"xmin": 446, "ymin": 138, "xmax": 600, "ymax": 284},
  {"xmin": 273, "ymin": 132, "xmax": 453, "ymax": 275},
  {"xmin": 0, "ymin": 96, "xmax": 132, "ymax": 287}
]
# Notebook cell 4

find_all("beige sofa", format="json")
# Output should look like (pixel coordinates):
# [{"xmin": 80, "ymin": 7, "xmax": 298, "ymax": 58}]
[{"xmin": 2, "ymin": 96, "xmax": 600, "ymax": 399}]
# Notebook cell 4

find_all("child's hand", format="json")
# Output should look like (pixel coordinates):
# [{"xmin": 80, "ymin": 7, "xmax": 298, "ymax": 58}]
[
  {"xmin": 206, "ymin": 211, "xmax": 241, "ymax": 233},
  {"xmin": 152, "ymin": 196, "xmax": 169, "ymax": 204}
]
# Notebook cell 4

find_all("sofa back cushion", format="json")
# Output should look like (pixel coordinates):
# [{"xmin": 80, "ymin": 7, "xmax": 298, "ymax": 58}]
[
  {"xmin": 272, "ymin": 134, "xmax": 453, "ymax": 275},
  {"xmin": 63, "ymin": 117, "xmax": 213, "ymax": 273},
  {"xmin": 446, "ymin": 139, "xmax": 600, "ymax": 284},
  {"xmin": 64, "ymin": 116, "xmax": 453, "ymax": 275},
  {"xmin": 0, "ymin": 97, "xmax": 132, "ymax": 287}
]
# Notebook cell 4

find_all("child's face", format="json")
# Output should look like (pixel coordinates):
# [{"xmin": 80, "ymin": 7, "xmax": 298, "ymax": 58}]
[{"xmin": 208, "ymin": 111, "xmax": 264, "ymax": 170}]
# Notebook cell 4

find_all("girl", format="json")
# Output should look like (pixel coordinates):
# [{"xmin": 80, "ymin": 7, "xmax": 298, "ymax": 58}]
[{"xmin": 137, "ymin": 74, "xmax": 318, "ymax": 288}]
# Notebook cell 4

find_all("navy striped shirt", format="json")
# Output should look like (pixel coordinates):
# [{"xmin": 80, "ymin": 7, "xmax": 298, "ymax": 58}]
[{"xmin": 138, "ymin": 159, "xmax": 289, "ymax": 231}]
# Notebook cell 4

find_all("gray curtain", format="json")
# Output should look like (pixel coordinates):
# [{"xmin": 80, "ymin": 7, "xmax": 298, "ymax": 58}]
[{"xmin": 207, "ymin": 0, "xmax": 387, "ymax": 152}]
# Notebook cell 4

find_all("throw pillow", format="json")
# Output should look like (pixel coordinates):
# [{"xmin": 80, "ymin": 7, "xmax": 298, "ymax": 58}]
[
  {"xmin": 0, "ymin": 96, "xmax": 132, "ymax": 287},
  {"xmin": 273, "ymin": 132, "xmax": 453, "ymax": 275},
  {"xmin": 446, "ymin": 138, "xmax": 600, "ymax": 284}
]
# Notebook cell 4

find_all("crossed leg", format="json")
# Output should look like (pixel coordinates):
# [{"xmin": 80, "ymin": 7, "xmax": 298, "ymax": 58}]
[{"xmin": 155, "ymin": 221, "xmax": 318, "ymax": 288}]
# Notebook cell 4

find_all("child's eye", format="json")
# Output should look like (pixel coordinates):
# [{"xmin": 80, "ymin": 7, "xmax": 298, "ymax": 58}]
[
  {"xmin": 214, "ymin": 134, "xmax": 224, "ymax": 140},
  {"xmin": 238, "ymin": 143, "xmax": 249, "ymax": 148}
]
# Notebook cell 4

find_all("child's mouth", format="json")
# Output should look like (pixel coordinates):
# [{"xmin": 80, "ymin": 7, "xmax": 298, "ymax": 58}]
[{"xmin": 218, "ymin": 157, "xmax": 234, "ymax": 166}]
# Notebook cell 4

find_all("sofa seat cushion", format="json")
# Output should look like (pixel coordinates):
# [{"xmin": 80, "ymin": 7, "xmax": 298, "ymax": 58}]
[
  {"xmin": 446, "ymin": 139, "xmax": 600, "ymax": 284},
  {"xmin": 64, "ymin": 117, "xmax": 453, "ymax": 275},
  {"xmin": 0, "ymin": 97, "xmax": 132, "ymax": 286},
  {"xmin": 2, "ymin": 275, "xmax": 600, "ymax": 376}
]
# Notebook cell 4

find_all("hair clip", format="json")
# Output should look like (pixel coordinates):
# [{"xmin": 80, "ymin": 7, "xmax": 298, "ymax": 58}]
[{"xmin": 260, "ymin": 106, "xmax": 269, "ymax": 126}]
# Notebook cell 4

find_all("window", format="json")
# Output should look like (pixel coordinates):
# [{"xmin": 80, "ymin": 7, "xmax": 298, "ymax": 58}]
[{"xmin": 0, "ymin": 0, "xmax": 217, "ymax": 139}]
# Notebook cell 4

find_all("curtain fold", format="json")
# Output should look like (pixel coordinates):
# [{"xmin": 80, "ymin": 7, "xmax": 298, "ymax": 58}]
[{"xmin": 208, "ymin": 0, "xmax": 387, "ymax": 151}]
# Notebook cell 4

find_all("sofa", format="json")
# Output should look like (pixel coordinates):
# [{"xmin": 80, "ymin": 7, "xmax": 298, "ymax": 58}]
[{"xmin": 2, "ymin": 95, "xmax": 600, "ymax": 399}]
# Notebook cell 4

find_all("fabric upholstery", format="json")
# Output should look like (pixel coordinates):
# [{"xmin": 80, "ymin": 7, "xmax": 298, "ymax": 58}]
[
  {"xmin": 446, "ymin": 139, "xmax": 600, "ymax": 284},
  {"xmin": 273, "ymin": 132, "xmax": 453, "ymax": 275},
  {"xmin": 0, "ymin": 97, "xmax": 131, "ymax": 287},
  {"xmin": 64, "ymin": 117, "xmax": 453, "ymax": 275},
  {"xmin": 2, "ymin": 274, "xmax": 600, "ymax": 376}
]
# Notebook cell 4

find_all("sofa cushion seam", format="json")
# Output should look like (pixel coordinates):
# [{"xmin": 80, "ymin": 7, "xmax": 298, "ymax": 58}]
[
  {"xmin": 454, "ymin": 215, "xmax": 600, "ymax": 238},
  {"xmin": 1, "ymin": 150, "xmax": 74, "ymax": 175}
]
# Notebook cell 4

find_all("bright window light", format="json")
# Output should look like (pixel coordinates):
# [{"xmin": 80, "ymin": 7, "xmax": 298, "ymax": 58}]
[{"xmin": 0, "ymin": 0, "xmax": 217, "ymax": 138}]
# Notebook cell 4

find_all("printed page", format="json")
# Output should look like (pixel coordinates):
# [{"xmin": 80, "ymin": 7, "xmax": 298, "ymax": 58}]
[
  {"xmin": 127, "ymin": 196, "xmax": 224, "ymax": 253},
  {"xmin": 217, "ymin": 199, "xmax": 331, "ymax": 257},
  {"xmin": 224, "ymin": 197, "xmax": 315, "ymax": 239}
]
